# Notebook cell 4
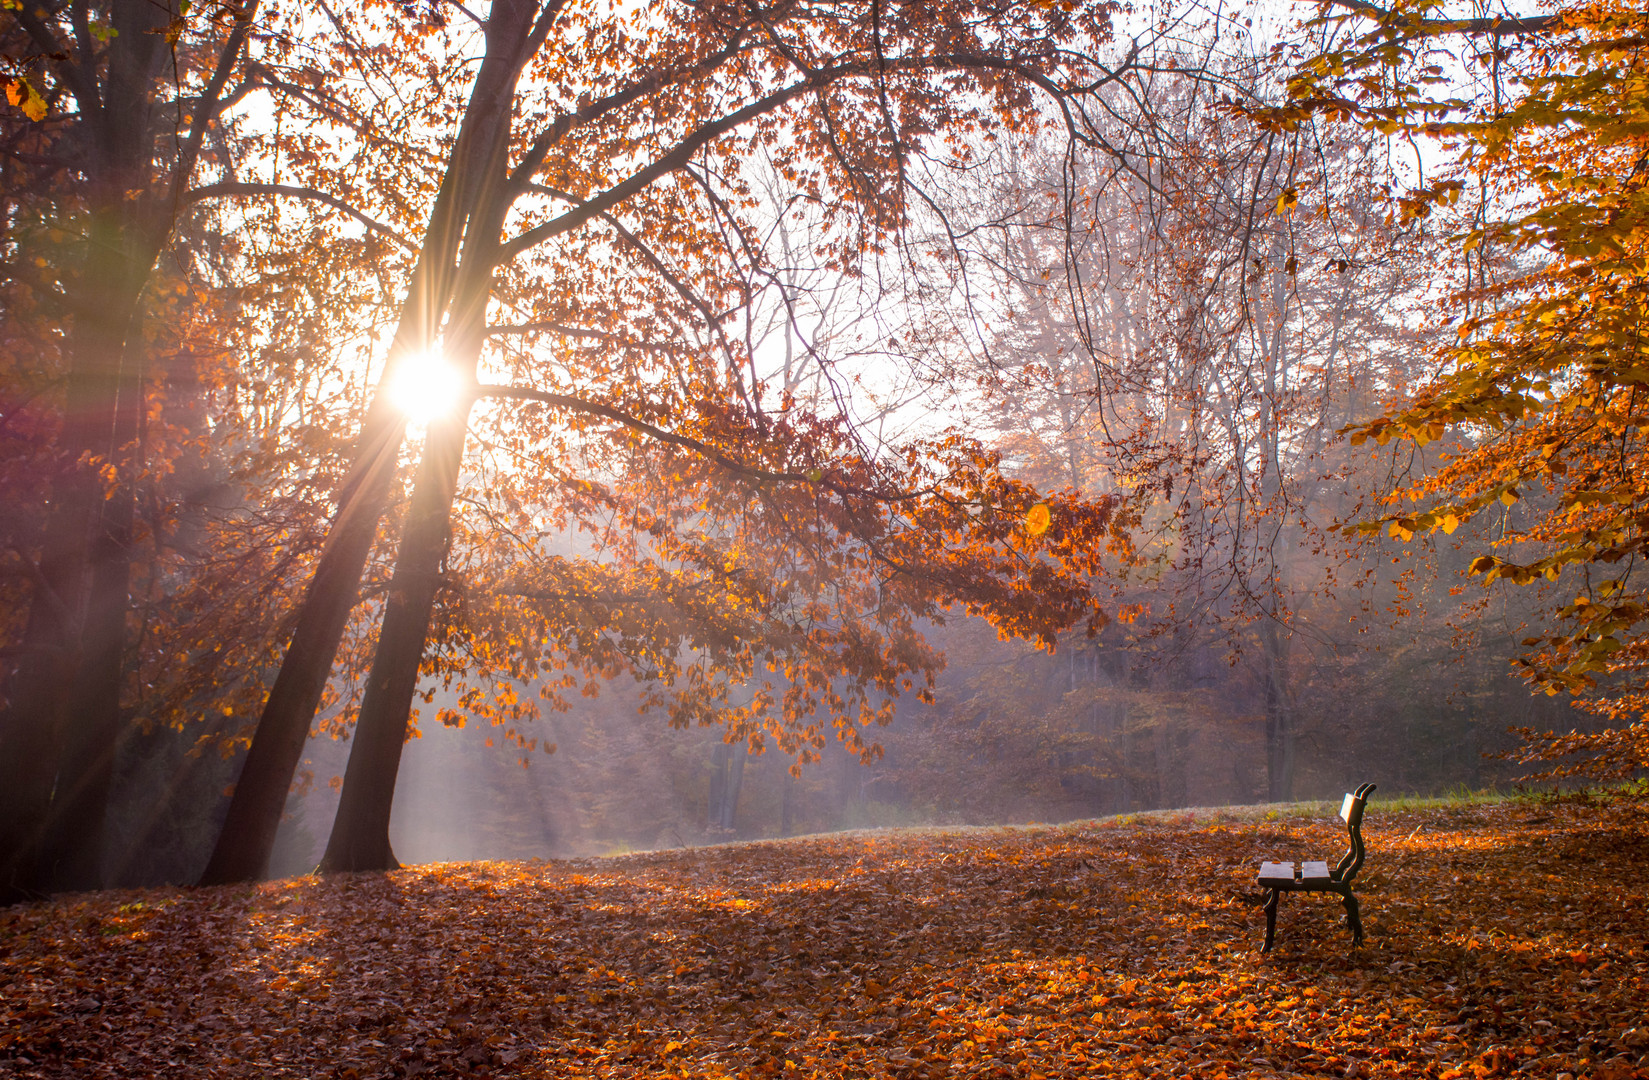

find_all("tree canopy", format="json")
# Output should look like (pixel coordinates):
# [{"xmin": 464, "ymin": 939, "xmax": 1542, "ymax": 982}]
[
  {"xmin": 1263, "ymin": 0, "xmax": 1649, "ymax": 778},
  {"xmin": 3, "ymin": 0, "xmax": 1645, "ymax": 901}
]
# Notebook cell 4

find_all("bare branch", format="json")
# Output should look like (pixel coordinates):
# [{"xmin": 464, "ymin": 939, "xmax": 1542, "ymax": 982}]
[
  {"xmin": 184, "ymin": 181, "xmax": 417, "ymax": 250},
  {"xmin": 166, "ymin": 1, "xmax": 262, "ymax": 229},
  {"xmin": 1320, "ymin": 0, "xmax": 1560, "ymax": 35},
  {"xmin": 496, "ymin": 52, "xmax": 1125, "ymax": 265},
  {"xmin": 440, "ymin": 0, "xmax": 487, "ymax": 27},
  {"xmin": 474, "ymin": 384, "xmax": 925, "ymax": 503},
  {"xmin": 485, "ymin": 321, "xmax": 682, "ymax": 352}
]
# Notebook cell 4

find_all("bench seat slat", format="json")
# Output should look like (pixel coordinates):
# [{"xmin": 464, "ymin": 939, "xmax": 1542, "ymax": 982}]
[
  {"xmin": 1300, "ymin": 860, "xmax": 1331, "ymax": 881},
  {"xmin": 1258, "ymin": 861, "xmax": 1295, "ymax": 882}
]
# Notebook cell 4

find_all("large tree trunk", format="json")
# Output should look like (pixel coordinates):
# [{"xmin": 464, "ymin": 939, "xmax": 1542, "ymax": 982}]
[
  {"xmin": 0, "ymin": 480, "xmax": 90, "ymax": 901},
  {"xmin": 316, "ymin": 72, "xmax": 519, "ymax": 872},
  {"xmin": 1, "ymin": 0, "xmax": 259, "ymax": 902},
  {"xmin": 0, "ymin": 229, "xmax": 157, "ymax": 897},
  {"xmin": 0, "ymin": 598, "xmax": 76, "ymax": 902},
  {"xmin": 44, "ymin": 348, "xmax": 144, "ymax": 892},
  {"xmin": 195, "ymin": 411, "xmax": 407, "ymax": 884},
  {"xmin": 0, "ymin": 27, "xmax": 170, "ymax": 897},
  {"xmin": 200, "ymin": 1, "xmax": 541, "ymax": 884},
  {"xmin": 47, "ymin": 198, "xmax": 168, "ymax": 892},
  {"xmin": 316, "ymin": 402, "xmax": 474, "ymax": 872}
]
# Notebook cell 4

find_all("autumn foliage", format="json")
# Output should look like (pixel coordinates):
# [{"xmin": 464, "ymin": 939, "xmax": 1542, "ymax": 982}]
[
  {"xmin": 5, "ymin": 0, "xmax": 1648, "ymax": 920},
  {"xmin": 3, "ymin": 798, "xmax": 1649, "ymax": 1078},
  {"xmin": 2, "ymin": 0, "xmax": 1147, "ymax": 895},
  {"xmin": 1271, "ymin": 0, "xmax": 1649, "ymax": 777}
]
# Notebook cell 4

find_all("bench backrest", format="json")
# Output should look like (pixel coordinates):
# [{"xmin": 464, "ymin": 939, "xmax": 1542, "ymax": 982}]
[{"xmin": 1332, "ymin": 782, "xmax": 1376, "ymax": 883}]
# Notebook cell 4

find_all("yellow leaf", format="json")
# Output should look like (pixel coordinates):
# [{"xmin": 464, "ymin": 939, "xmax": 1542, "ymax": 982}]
[{"xmin": 6, "ymin": 79, "xmax": 46, "ymax": 121}]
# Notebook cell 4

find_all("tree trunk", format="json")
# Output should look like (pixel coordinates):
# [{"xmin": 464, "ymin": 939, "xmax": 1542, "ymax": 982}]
[
  {"xmin": 707, "ymin": 744, "xmax": 729, "ymax": 830},
  {"xmin": 721, "ymin": 745, "xmax": 746, "ymax": 831},
  {"xmin": 0, "ymin": 202, "xmax": 163, "ymax": 898},
  {"xmin": 1, "ymin": 0, "xmax": 259, "ymax": 902},
  {"xmin": 780, "ymin": 768, "xmax": 795, "ymax": 836},
  {"xmin": 316, "ymin": 400, "xmax": 475, "ymax": 873},
  {"xmin": 1260, "ymin": 620, "xmax": 1294, "ymax": 802},
  {"xmin": 0, "ymin": 553, "xmax": 81, "ymax": 902},
  {"xmin": 315, "ymin": 69, "xmax": 519, "ymax": 872},
  {"xmin": 200, "ymin": 1, "xmax": 541, "ymax": 883},
  {"xmin": 45, "ymin": 381, "xmax": 142, "ymax": 892},
  {"xmin": 195, "ymin": 413, "xmax": 406, "ymax": 883}
]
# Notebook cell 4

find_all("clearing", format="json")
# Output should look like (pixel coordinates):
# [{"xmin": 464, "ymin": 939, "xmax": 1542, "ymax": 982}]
[{"xmin": 2, "ymin": 796, "xmax": 1647, "ymax": 1079}]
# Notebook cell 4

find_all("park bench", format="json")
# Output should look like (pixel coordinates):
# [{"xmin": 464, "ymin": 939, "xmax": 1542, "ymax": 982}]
[{"xmin": 1256, "ymin": 782, "xmax": 1376, "ymax": 954}]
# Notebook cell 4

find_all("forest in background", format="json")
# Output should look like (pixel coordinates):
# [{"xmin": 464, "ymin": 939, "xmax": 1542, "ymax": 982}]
[
  {"xmin": 4, "ymin": 0, "xmax": 1647, "ymax": 894},
  {"xmin": 118, "ymin": 566, "xmax": 1590, "ymax": 881}
]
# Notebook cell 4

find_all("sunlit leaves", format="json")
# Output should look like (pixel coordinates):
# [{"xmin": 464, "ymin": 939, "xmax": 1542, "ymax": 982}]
[
  {"xmin": 1024, "ymin": 502, "xmax": 1052, "ymax": 537},
  {"xmin": 428, "ymin": 381, "xmax": 1128, "ymax": 774},
  {"xmin": 170, "ymin": 0, "xmax": 1142, "ymax": 793},
  {"xmin": 4, "ymin": 78, "xmax": 45, "ymax": 121},
  {"xmin": 1282, "ymin": 0, "xmax": 1649, "ymax": 772}
]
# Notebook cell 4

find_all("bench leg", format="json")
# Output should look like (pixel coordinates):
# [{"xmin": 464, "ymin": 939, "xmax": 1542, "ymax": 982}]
[
  {"xmin": 1262, "ymin": 888, "xmax": 1280, "ymax": 953},
  {"xmin": 1342, "ymin": 890, "xmax": 1364, "ymax": 948}
]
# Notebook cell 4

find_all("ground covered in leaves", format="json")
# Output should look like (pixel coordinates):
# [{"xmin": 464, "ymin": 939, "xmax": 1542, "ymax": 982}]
[{"xmin": 3, "ymin": 797, "xmax": 1648, "ymax": 1079}]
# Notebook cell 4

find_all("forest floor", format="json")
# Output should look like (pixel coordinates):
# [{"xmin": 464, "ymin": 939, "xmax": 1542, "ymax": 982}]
[{"xmin": 3, "ymin": 795, "xmax": 1648, "ymax": 1080}]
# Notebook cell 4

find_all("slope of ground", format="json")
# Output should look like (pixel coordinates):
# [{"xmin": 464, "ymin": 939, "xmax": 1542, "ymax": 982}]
[{"xmin": 2, "ymin": 796, "xmax": 1647, "ymax": 1079}]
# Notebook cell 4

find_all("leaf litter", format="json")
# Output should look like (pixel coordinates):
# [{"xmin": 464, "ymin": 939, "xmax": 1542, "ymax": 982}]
[{"xmin": 2, "ymin": 799, "xmax": 1647, "ymax": 1079}]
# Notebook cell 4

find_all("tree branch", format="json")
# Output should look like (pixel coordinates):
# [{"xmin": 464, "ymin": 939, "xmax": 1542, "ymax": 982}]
[
  {"xmin": 184, "ymin": 181, "xmax": 417, "ymax": 250},
  {"xmin": 1321, "ymin": 0, "xmax": 1560, "ymax": 35},
  {"xmin": 11, "ymin": 3, "xmax": 100, "ymax": 122},
  {"xmin": 166, "ymin": 1, "xmax": 261, "ymax": 228},
  {"xmin": 495, "ymin": 52, "xmax": 1098, "ymax": 265},
  {"xmin": 529, "ymin": 182, "xmax": 739, "ymax": 355},
  {"xmin": 505, "ymin": 31, "xmax": 751, "ymax": 192},
  {"xmin": 475, "ymin": 383, "xmax": 919, "ymax": 502},
  {"xmin": 485, "ymin": 321, "xmax": 682, "ymax": 352},
  {"xmin": 475, "ymin": 384, "xmax": 806, "ymax": 484}
]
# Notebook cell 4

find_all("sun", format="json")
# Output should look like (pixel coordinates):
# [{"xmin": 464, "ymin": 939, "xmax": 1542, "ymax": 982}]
[{"xmin": 386, "ymin": 349, "xmax": 465, "ymax": 426}]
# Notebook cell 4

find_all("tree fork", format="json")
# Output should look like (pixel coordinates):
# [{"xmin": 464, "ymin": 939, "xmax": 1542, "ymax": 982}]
[
  {"xmin": 316, "ymin": 102, "xmax": 515, "ymax": 874},
  {"xmin": 201, "ymin": 0, "xmax": 548, "ymax": 885}
]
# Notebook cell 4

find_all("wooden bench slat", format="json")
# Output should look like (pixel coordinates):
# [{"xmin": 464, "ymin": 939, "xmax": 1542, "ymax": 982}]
[
  {"xmin": 1258, "ymin": 862, "xmax": 1295, "ymax": 882},
  {"xmin": 1300, "ymin": 861, "xmax": 1330, "ymax": 881}
]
